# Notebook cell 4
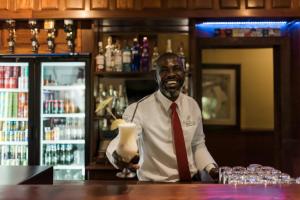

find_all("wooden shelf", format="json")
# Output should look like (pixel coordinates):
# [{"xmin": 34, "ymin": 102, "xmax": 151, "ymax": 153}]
[{"xmin": 95, "ymin": 71, "xmax": 155, "ymax": 80}]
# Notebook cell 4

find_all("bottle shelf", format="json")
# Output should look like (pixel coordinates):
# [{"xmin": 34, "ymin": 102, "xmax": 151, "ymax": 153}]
[
  {"xmin": 0, "ymin": 88, "xmax": 28, "ymax": 93},
  {"xmin": 0, "ymin": 141, "xmax": 28, "ymax": 145},
  {"xmin": 42, "ymin": 140, "xmax": 85, "ymax": 144},
  {"xmin": 42, "ymin": 113, "xmax": 85, "ymax": 118},
  {"xmin": 42, "ymin": 85, "xmax": 85, "ymax": 91},
  {"xmin": 54, "ymin": 165, "xmax": 85, "ymax": 170},
  {"xmin": 0, "ymin": 118, "xmax": 28, "ymax": 121}
]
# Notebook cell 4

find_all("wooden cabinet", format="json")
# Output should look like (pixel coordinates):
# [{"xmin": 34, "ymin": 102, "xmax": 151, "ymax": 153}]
[
  {"xmin": 246, "ymin": 0, "xmax": 265, "ymax": 8},
  {"xmin": 0, "ymin": 0, "xmax": 9, "ymax": 10},
  {"xmin": 15, "ymin": 0, "xmax": 34, "ymax": 10},
  {"xmin": 90, "ymin": 0, "xmax": 109, "ymax": 9},
  {"xmin": 40, "ymin": 0, "xmax": 59, "ymax": 10},
  {"xmin": 65, "ymin": 0, "xmax": 85, "ymax": 10},
  {"xmin": 0, "ymin": 0, "xmax": 299, "ymax": 19}
]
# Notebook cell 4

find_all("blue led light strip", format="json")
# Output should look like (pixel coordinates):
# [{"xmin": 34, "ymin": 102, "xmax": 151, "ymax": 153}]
[{"xmin": 200, "ymin": 21, "xmax": 287, "ymax": 25}]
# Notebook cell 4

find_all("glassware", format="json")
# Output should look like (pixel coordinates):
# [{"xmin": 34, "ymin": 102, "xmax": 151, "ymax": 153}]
[
  {"xmin": 219, "ymin": 166, "xmax": 231, "ymax": 184},
  {"xmin": 115, "ymin": 122, "xmax": 138, "ymax": 178},
  {"xmin": 219, "ymin": 164, "xmax": 296, "ymax": 185}
]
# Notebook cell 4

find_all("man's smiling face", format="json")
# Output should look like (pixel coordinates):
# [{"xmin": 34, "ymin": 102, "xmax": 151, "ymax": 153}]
[{"xmin": 156, "ymin": 53, "xmax": 185, "ymax": 101}]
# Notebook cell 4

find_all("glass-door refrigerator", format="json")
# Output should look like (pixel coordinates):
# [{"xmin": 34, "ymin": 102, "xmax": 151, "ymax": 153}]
[
  {"xmin": 0, "ymin": 62, "xmax": 31, "ymax": 166},
  {"xmin": 39, "ymin": 55, "xmax": 90, "ymax": 181}
]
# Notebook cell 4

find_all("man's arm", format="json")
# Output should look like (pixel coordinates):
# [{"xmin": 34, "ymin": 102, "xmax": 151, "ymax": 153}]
[{"xmin": 191, "ymin": 104, "xmax": 218, "ymax": 182}]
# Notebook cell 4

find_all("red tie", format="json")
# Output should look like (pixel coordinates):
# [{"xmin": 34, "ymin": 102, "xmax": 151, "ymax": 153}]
[{"xmin": 170, "ymin": 102, "xmax": 191, "ymax": 181}]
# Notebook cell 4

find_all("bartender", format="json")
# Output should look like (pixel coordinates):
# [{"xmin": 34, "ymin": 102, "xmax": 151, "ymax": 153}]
[{"xmin": 107, "ymin": 52, "xmax": 218, "ymax": 182}]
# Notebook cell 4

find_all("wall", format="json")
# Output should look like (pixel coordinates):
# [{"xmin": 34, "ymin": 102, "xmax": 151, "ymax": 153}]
[{"xmin": 202, "ymin": 48, "xmax": 274, "ymax": 130}]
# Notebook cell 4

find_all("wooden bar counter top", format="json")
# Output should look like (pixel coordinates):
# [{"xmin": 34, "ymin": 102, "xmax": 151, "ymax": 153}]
[{"xmin": 0, "ymin": 182, "xmax": 300, "ymax": 200}]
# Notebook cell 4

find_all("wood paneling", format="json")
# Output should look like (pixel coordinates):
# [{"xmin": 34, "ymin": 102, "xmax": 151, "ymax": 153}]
[
  {"xmin": 65, "ymin": 0, "xmax": 85, "ymax": 10},
  {"xmin": 116, "ymin": 0, "xmax": 134, "ymax": 9},
  {"xmin": 90, "ymin": 0, "xmax": 109, "ymax": 9},
  {"xmin": 219, "ymin": 0, "xmax": 240, "ymax": 8},
  {"xmin": 141, "ymin": 0, "xmax": 161, "ymax": 9},
  {"xmin": 272, "ymin": 0, "xmax": 291, "ymax": 8},
  {"xmin": 246, "ymin": 0, "xmax": 265, "ymax": 8},
  {"xmin": 167, "ymin": 0, "xmax": 187, "ymax": 8},
  {"xmin": 0, "ymin": 0, "xmax": 9, "ymax": 10},
  {"xmin": 15, "ymin": 0, "xmax": 34, "ymax": 10},
  {"xmin": 189, "ymin": 0, "xmax": 213, "ymax": 9},
  {"xmin": 41, "ymin": 0, "xmax": 59, "ymax": 10}
]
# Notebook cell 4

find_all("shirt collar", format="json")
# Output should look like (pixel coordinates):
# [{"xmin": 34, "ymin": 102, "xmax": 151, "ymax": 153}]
[{"xmin": 156, "ymin": 90, "xmax": 183, "ymax": 113}]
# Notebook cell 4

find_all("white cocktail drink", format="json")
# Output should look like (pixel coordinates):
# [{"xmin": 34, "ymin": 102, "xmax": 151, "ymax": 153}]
[{"xmin": 116, "ymin": 122, "xmax": 138, "ymax": 163}]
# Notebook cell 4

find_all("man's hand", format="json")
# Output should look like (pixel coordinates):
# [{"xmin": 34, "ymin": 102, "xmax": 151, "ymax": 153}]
[
  {"xmin": 112, "ymin": 150, "xmax": 140, "ymax": 170},
  {"xmin": 208, "ymin": 167, "xmax": 219, "ymax": 183}
]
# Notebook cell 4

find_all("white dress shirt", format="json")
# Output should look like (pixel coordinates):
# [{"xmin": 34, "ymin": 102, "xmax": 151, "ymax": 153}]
[{"xmin": 106, "ymin": 90, "xmax": 216, "ymax": 182}]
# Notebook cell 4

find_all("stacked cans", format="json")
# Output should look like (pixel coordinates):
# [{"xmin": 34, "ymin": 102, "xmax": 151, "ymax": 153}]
[
  {"xmin": 0, "ymin": 92, "xmax": 28, "ymax": 118},
  {"xmin": 0, "ymin": 121, "xmax": 28, "ymax": 142},
  {"xmin": 0, "ymin": 66, "xmax": 28, "ymax": 89}
]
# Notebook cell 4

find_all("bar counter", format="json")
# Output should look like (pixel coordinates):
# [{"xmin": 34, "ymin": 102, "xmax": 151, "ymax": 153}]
[{"xmin": 1, "ymin": 182, "xmax": 300, "ymax": 200}]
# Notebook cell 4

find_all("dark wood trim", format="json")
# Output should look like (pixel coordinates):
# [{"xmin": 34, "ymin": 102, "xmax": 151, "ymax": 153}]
[
  {"xmin": 245, "ymin": 0, "xmax": 265, "ymax": 8},
  {"xmin": 28, "ymin": 9, "xmax": 300, "ymax": 20}
]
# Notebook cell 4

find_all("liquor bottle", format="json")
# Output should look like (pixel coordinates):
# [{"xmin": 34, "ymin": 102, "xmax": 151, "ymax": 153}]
[
  {"xmin": 105, "ymin": 36, "xmax": 114, "ymax": 72},
  {"xmin": 112, "ymin": 89, "xmax": 118, "ymax": 116},
  {"xmin": 131, "ymin": 38, "xmax": 140, "ymax": 72},
  {"xmin": 104, "ymin": 84, "xmax": 114, "ymax": 116},
  {"xmin": 151, "ymin": 45, "xmax": 160, "ymax": 71},
  {"xmin": 95, "ymin": 83, "xmax": 106, "ymax": 117},
  {"xmin": 114, "ymin": 40, "xmax": 123, "ymax": 72},
  {"xmin": 99, "ymin": 117, "xmax": 109, "ymax": 132},
  {"xmin": 166, "ymin": 39, "xmax": 173, "ymax": 53},
  {"xmin": 95, "ymin": 42, "xmax": 105, "ymax": 72},
  {"xmin": 182, "ymin": 62, "xmax": 190, "ymax": 95},
  {"xmin": 122, "ymin": 40, "xmax": 131, "ymax": 72},
  {"xmin": 177, "ymin": 42, "xmax": 185, "ymax": 69},
  {"xmin": 115, "ymin": 84, "xmax": 128, "ymax": 118},
  {"xmin": 140, "ymin": 37, "xmax": 150, "ymax": 72}
]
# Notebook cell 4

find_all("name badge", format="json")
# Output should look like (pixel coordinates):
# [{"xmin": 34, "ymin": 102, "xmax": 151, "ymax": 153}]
[{"xmin": 183, "ymin": 116, "xmax": 195, "ymax": 127}]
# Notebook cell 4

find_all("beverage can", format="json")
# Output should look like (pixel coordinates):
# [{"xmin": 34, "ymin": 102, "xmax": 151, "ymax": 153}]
[
  {"xmin": 4, "ymin": 66, "xmax": 10, "ymax": 78},
  {"xmin": 0, "ymin": 78, "xmax": 4, "ymax": 88},
  {"xmin": 44, "ymin": 100, "xmax": 49, "ymax": 114},
  {"xmin": 13, "ymin": 66, "xmax": 19, "ymax": 78},
  {"xmin": 4, "ymin": 78, "xmax": 10, "ymax": 88},
  {"xmin": 0, "ymin": 66, "xmax": 4, "ymax": 78}
]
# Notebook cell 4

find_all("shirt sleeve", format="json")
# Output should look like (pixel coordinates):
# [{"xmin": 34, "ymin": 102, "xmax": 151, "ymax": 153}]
[
  {"xmin": 191, "ymin": 102, "xmax": 217, "ymax": 171},
  {"xmin": 106, "ymin": 102, "xmax": 142, "ymax": 169}
]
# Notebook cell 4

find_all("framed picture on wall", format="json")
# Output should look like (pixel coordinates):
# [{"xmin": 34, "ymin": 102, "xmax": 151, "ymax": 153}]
[{"xmin": 201, "ymin": 64, "xmax": 240, "ymax": 128}]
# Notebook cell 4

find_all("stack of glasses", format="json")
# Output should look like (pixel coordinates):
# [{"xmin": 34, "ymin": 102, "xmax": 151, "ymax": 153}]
[{"xmin": 219, "ymin": 164, "xmax": 300, "ymax": 185}]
